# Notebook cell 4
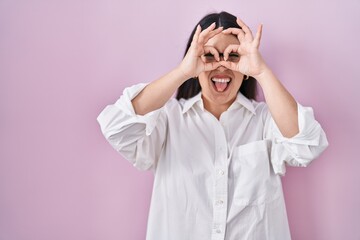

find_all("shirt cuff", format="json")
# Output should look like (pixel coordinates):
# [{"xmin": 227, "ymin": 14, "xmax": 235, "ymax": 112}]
[
  {"xmin": 270, "ymin": 103, "xmax": 328, "ymax": 175},
  {"xmin": 114, "ymin": 83, "xmax": 164, "ymax": 136},
  {"xmin": 272, "ymin": 103, "xmax": 322, "ymax": 145}
]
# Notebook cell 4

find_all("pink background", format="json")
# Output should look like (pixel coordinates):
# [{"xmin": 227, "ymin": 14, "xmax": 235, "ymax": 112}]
[{"xmin": 1, "ymin": 0, "xmax": 359, "ymax": 239}]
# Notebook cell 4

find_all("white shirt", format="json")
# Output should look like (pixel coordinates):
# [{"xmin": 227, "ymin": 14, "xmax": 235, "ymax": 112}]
[{"xmin": 97, "ymin": 83, "xmax": 328, "ymax": 240}]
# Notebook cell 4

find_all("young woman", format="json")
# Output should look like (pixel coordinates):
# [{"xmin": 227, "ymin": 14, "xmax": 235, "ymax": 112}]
[{"xmin": 97, "ymin": 11, "xmax": 328, "ymax": 240}]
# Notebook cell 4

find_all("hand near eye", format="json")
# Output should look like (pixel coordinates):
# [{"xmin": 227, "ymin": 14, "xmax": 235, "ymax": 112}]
[
  {"xmin": 221, "ymin": 19, "xmax": 267, "ymax": 78},
  {"xmin": 179, "ymin": 23, "xmax": 223, "ymax": 79}
]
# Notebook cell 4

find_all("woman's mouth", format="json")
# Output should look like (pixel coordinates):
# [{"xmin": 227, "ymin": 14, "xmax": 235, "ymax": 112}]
[{"xmin": 211, "ymin": 77, "xmax": 231, "ymax": 92}]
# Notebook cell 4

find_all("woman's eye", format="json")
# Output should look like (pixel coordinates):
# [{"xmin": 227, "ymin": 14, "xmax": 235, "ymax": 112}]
[
  {"xmin": 228, "ymin": 53, "xmax": 240, "ymax": 62},
  {"xmin": 204, "ymin": 53, "xmax": 216, "ymax": 62}
]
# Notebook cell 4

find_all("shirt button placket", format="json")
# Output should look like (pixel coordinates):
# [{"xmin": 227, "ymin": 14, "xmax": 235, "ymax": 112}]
[{"xmin": 212, "ymin": 127, "xmax": 228, "ymax": 240}]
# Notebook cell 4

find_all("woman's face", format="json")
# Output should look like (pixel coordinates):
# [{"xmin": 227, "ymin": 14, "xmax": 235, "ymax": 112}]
[{"xmin": 198, "ymin": 32, "xmax": 244, "ymax": 111}]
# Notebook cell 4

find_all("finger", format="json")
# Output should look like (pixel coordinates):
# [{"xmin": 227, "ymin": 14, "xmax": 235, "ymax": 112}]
[
  {"xmin": 202, "ymin": 27, "xmax": 223, "ymax": 44},
  {"xmin": 254, "ymin": 24, "xmax": 263, "ymax": 49},
  {"xmin": 222, "ymin": 27, "xmax": 244, "ymax": 35},
  {"xmin": 198, "ymin": 22, "xmax": 216, "ymax": 44},
  {"xmin": 191, "ymin": 25, "xmax": 202, "ymax": 46},
  {"xmin": 222, "ymin": 27, "xmax": 245, "ymax": 41},
  {"xmin": 236, "ymin": 18, "xmax": 251, "ymax": 34},
  {"xmin": 223, "ymin": 44, "xmax": 240, "ymax": 61},
  {"xmin": 204, "ymin": 46, "xmax": 220, "ymax": 61},
  {"xmin": 204, "ymin": 61, "xmax": 222, "ymax": 72},
  {"xmin": 200, "ymin": 54, "xmax": 207, "ymax": 63},
  {"xmin": 201, "ymin": 46, "xmax": 220, "ymax": 64},
  {"xmin": 236, "ymin": 18, "xmax": 253, "ymax": 41}
]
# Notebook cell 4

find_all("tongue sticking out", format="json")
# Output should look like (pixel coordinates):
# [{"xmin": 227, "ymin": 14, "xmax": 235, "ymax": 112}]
[{"xmin": 214, "ymin": 82, "xmax": 228, "ymax": 92}]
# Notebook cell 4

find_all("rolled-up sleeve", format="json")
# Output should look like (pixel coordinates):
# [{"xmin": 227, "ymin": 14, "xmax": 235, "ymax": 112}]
[
  {"xmin": 97, "ymin": 83, "xmax": 167, "ymax": 170},
  {"xmin": 264, "ymin": 103, "xmax": 329, "ymax": 175}
]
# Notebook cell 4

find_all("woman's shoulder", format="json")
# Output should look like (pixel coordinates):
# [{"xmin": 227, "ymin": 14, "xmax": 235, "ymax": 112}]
[
  {"xmin": 247, "ymin": 99, "xmax": 270, "ymax": 121},
  {"xmin": 235, "ymin": 92, "xmax": 268, "ymax": 116},
  {"xmin": 171, "ymin": 93, "xmax": 203, "ymax": 113},
  {"xmin": 162, "ymin": 98, "xmax": 183, "ymax": 113},
  {"xmin": 252, "ymin": 99, "xmax": 268, "ymax": 111}
]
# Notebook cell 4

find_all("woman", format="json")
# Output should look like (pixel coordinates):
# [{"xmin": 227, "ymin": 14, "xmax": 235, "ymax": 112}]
[{"xmin": 97, "ymin": 11, "xmax": 328, "ymax": 240}]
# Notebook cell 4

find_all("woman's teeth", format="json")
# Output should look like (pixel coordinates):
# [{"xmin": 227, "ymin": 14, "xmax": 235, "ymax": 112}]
[
  {"xmin": 211, "ymin": 78, "xmax": 231, "ymax": 92},
  {"xmin": 211, "ymin": 78, "xmax": 231, "ymax": 83}
]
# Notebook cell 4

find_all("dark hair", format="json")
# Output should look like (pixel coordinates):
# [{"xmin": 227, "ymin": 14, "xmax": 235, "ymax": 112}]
[{"xmin": 176, "ymin": 11, "xmax": 257, "ymax": 100}]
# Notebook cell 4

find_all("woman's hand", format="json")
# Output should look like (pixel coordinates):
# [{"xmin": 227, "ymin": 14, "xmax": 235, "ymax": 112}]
[
  {"xmin": 220, "ymin": 18, "xmax": 268, "ymax": 78},
  {"xmin": 178, "ymin": 23, "xmax": 223, "ymax": 79}
]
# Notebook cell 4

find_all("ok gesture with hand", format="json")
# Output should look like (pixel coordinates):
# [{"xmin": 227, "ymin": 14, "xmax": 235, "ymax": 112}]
[
  {"xmin": 220, "ymin": 19, "xmax": 267, "ymax": 78},
  {"xmin": 179, "ymin": 23, "xmax": 224, "ymax": 79}
]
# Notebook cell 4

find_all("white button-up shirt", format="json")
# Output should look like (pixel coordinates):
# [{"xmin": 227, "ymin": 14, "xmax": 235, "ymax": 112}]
[{"xmin": 97, "ymin": 83, "xmax": 328, "ymax": 240}]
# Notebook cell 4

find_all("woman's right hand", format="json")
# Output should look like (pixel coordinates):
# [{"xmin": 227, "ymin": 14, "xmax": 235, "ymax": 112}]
[
  {"xmin": 178, "ymin": 23, "xmax": 223, "ymax": 80},
  {"xmin": 131, "ymin": 23, "xmax": 223, "ymax": 115}
]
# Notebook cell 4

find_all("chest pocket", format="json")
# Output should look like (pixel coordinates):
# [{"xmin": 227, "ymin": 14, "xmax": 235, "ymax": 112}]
[{"xmin": 229, "ymin": 140, "xmax": 281, "ymax": 205}]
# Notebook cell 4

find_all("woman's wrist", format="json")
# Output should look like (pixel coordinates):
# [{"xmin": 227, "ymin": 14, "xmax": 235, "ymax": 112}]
[
  {"xmin": 175, "ymin": 65, "xmax": 193, "ymax": 83},
  {"xmin": 252, "ymin": 66, "xmax": 274, "ymax": 86}
]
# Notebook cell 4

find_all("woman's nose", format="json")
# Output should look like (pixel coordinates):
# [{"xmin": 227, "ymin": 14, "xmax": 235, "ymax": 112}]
[{"xmin": 216, "ymin": 64, "xmax": 228, "ymax": 71}]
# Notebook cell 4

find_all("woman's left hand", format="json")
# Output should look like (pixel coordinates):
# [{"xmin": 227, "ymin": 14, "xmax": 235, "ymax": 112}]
[{"xmin": 220, "ymin": 18, "xmax": 268, "ymax": 78}]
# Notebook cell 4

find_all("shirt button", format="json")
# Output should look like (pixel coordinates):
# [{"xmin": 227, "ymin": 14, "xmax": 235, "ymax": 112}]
[
  {"xmin": 216, "ymin": 229, "xmax": 222, "ymax": 234},
  {"xmin": 216, "ymin": 200, "xmax": 224, "ymax": 205},
  {"xmin": 218, "ymin": 169, "xmax": 225, "ymax": 175}
]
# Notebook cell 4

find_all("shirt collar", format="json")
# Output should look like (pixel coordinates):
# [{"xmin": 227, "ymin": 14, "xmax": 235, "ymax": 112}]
[
  {"xmin": 181, "ymin": 92, "xmax": 203, "ymax": 114},
  {"xmin": 181, "ymin": 92, "xmax": 256, "ymax": 115},
  {"xmin": 230, "ymin": 92, "xmax": 256, "ymax": 115}
]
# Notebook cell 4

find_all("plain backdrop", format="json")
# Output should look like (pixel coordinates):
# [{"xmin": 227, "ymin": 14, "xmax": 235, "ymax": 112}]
[{"xmin": 1, "ymin": 0, "xmax": 359, "ymax": 239}]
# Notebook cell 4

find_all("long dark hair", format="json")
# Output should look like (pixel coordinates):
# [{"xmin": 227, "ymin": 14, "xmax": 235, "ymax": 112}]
[{"xmin": 176, "ymin": 11, "xmax": 257, "ymax": 100}]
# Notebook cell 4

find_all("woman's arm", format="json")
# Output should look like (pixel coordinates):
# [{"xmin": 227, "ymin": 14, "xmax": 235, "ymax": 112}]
[
  {"xmin": 131, "ymin": 67, "xmax": 187, "ymax": 115},
  {"xmin": 132, "ymin": 23, "xmax": 224, "ymax": 115},
  {"xmin": 221, "ymin": 19, "xmax": 299, "ymax": 138},
  {"xmin": 254, "ymin": 68, "xmax": 299, "ymax": 138}
]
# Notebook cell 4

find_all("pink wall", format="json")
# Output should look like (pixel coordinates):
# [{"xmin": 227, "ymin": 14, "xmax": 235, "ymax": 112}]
[{"xmin": 1, "ymin": 0, "xmax": 359, "ymax": 239}]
